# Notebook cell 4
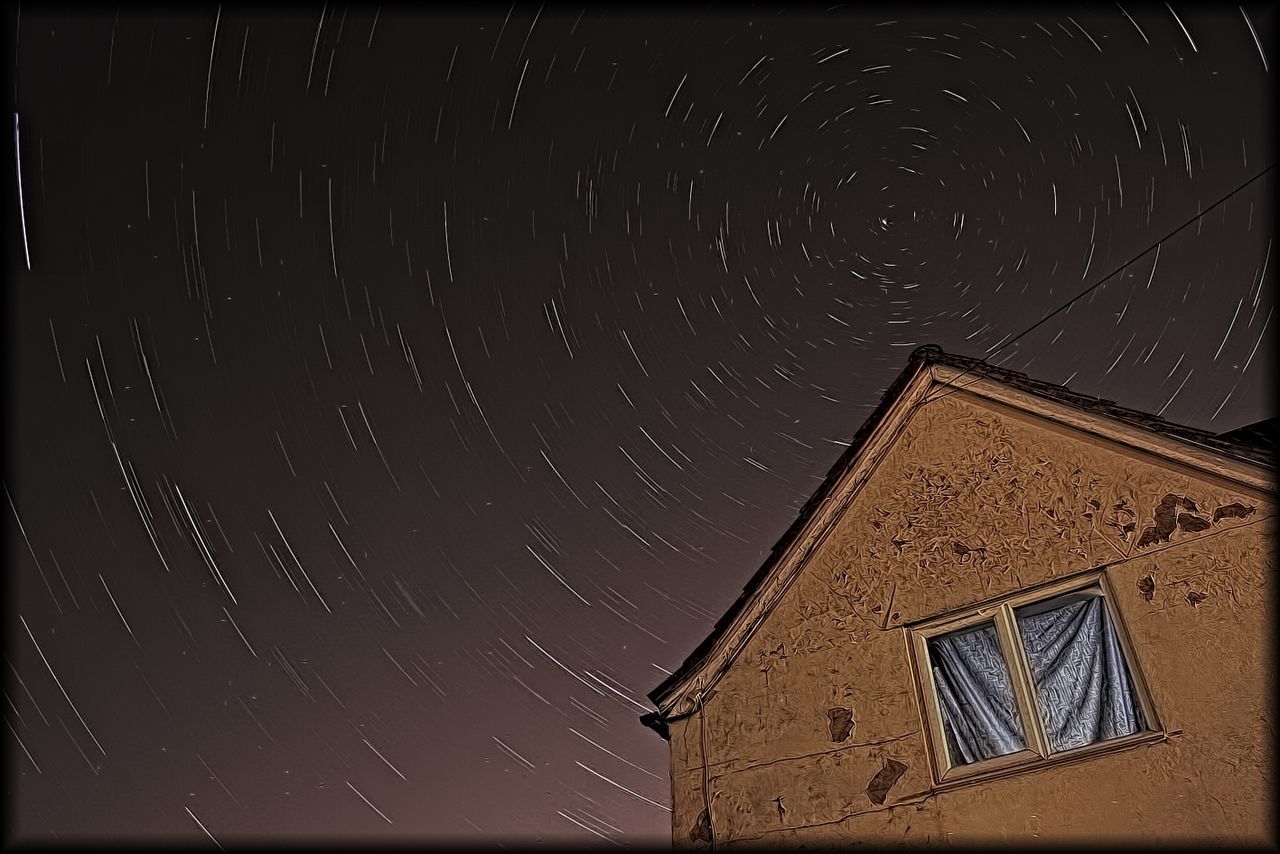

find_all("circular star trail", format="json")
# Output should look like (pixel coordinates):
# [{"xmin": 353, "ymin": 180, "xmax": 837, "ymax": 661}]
[{"xmin": 6, "ymin": 5, "xmax": 1273, "ymax": 846}]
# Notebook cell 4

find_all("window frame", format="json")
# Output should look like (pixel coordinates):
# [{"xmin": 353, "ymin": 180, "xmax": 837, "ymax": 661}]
[{"xmin": 905, "ymin": 569, "xmax": 1162, "ymax": 788}]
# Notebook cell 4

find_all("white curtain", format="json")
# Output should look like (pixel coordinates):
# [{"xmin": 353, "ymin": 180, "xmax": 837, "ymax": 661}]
[
  {"xmin": 929, "ymin": 597, "xmax": 1147, "ymax": 768},
  {"xmin": 1016, "ymin": 595, "xmax": 1145, "ymax": 752},
  {"xmin": 929, "ymin": 624, "xmax": 1026, "ymax": 765}
]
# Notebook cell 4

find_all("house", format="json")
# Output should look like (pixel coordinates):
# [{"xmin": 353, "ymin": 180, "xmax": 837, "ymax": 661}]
[{"xmin": 640, "ymin": 345, "xmax": 1274, "ymax": 847}]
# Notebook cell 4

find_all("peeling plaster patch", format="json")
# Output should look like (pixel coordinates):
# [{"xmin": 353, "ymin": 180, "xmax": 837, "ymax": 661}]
[
  {"xmin": 1138, "ymin": 574, "xmax": 1156, "ymax": 602},
  {"xmin": 865, "ymin": 757, "xmax": 907, "ymax": 805},
  {"xmin": 1137, "ymin": 493, "xmax": 1257, "ymax": 547},
  {"xmin": 1138, "ymin": 494, "xmax": 1200, "ymax": 548},
  {"xmin": 1135, "ymin": 526, "xmax": 1162, "ymax": 549},
  {"xmin": 827, "ymin": 707, "xmax": 854, "ymax": 742},
  {"xmin": 689, "ymin": 808, "xmax": 713, "ymax": 844},
  {"xmin": 1177, "ymin": 512, "xmax": 1211, "ymax": 533},
  {"xmin": 1213, "ymin": 502, "xmax": 1256, "ymax": 523}
]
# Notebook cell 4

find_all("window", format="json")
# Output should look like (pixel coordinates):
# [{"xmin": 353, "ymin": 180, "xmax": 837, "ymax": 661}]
[{"xmin": 907, "ymin": 572, "xmax": 1159, "ymax": 785}]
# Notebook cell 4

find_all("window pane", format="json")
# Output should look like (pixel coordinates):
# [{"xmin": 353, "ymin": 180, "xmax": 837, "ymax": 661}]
[
  {"xmin": 927, "ymin": 623, "xmax": 1026, "ymax": 766},
  {"xmin": 1015, "ymin": 592, "xmax": 1146, "ymax": 752}
]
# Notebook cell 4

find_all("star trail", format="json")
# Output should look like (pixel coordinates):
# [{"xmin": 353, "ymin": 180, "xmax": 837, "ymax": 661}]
[{"xmin": 5, "ymin": 5, "xmax": 1274, "ymax": 847}]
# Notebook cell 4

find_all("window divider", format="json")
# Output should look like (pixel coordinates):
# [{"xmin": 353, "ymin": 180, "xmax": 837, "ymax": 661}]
[{"xmin": 995, "ymin": 604, "xmax": 1050, "ymax": 758}]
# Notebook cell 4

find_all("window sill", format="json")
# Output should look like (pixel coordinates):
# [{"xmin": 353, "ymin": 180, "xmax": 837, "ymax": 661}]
[{"xmin": 933, "ymin": 729, "xmax": 1167, "ymax": 791}]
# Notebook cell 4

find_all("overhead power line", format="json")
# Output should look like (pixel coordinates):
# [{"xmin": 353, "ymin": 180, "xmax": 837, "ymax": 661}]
[{"xmin": 938, "ymin": 161, "xmax": 1275, "ymax": 398}]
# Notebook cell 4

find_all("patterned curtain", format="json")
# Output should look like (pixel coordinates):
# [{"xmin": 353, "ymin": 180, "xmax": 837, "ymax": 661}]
[
  {"xmin": 1016, "ymin": 595, "xmax": 1145, "ymax": 752},
  {"xmin": 929, "ymin": 624, "xmax": 1026, "ymax": 765}
]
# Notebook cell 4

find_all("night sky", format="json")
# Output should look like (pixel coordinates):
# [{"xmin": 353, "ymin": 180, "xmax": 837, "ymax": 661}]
[{"xmin": 5, "ymin": 5, "xmax": 1274, "ymax": 847}]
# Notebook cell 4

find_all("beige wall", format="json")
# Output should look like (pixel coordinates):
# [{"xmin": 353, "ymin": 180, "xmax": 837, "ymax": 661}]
[{"xmin": 666, "ymin": 392, "xmax": 1273, "ymax": 847}]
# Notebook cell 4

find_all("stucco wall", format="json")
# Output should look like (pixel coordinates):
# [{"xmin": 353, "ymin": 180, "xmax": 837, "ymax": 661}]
[{"xmin": 667, "ymin": 392, "xmax": 1273, "ymax": 847}]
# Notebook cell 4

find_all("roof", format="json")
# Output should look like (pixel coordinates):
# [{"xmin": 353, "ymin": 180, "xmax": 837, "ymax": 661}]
[
  {"xmin": 640, "ymin": 345, "xmax": 1274, "ymax": 737},
  {"xmin": 1218, "ymin": 417, "xmax": 1279, "ymax": 457}
]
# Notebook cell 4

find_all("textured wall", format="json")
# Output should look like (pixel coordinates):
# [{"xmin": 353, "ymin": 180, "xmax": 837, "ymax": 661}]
[{"xmin": 667, "ymin": 392, "xmax": 1273, "ymax": 847}]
